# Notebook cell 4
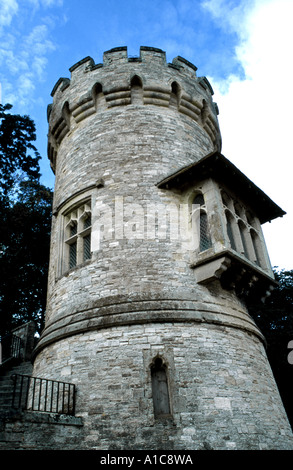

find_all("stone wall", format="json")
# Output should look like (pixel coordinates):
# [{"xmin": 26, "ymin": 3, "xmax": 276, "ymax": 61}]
[
  {"xmin": 0, "ymin": 411, "xmax": 83, "ymax": 450},
  {"xmin": 32, "ymin": 321, "xmax": 293, "ymax": 450}
]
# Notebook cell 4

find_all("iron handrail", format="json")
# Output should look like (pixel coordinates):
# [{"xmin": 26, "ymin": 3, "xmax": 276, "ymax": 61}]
[
  {"xmin": 0, "ymin": 333, "xmax": 21, "ymax": 365},
  {"xmin": 11, "ymin": 374, "xmax": 76, "ymax": 416}
]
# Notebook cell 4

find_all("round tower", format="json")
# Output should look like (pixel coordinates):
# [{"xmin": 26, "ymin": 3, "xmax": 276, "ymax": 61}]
[{"xmin": 33, "ymin": 46, "xmax": 293, "ymax": 450}]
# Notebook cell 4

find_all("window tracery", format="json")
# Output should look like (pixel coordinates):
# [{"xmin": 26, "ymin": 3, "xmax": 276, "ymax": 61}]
[{"xmin": 64, "ymin": 201, "xmax": 92, "ymax": 272}]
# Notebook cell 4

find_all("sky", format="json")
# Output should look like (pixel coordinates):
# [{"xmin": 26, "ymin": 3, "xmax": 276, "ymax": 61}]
[{"xmin": 0, "ymin": 0, "xmax": 292, "ymax": 270}]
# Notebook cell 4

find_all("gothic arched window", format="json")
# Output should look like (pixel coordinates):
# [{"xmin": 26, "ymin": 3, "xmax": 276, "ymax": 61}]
[
  {"xmin": 193, "ymin": 193, "xmax": 212, "ymax": 252},
  {"xmin": 64, "ymin": 201, "xmax": 92, "ymax": 272},
  {"xmin": 151, "ymin": 357, "xmax": 171, "ymax": 418}
]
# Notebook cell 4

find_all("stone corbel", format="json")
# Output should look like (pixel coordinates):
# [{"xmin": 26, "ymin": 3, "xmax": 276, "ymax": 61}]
[{"xmin": 193, "ymin": 256, "xmax": 231, "ymax": 285}]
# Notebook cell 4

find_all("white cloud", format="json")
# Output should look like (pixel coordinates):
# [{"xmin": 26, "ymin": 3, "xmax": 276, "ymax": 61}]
[
  {"xmin": 203, "ymin": 0, "xmax": 293, "ymax": 269},
  {"xmin": 0, "ymin": 1, "xmax": 59, "ymax": 109},
  {"xmin": 0, "ymin": 0, "xmax": 18, "ymax": 33},
  {"xmin": 201, "ymin": 0, "xmax": 255, "ymax": 34},
  {"xmin": 26, "ymin": 0, "xmax": 63, "ymax": 9}
]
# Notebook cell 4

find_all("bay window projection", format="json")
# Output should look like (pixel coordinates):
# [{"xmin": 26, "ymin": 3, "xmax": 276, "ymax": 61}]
[{"xmin": 221, "ymin": 190, "xmax": 266, "ymax": 270}]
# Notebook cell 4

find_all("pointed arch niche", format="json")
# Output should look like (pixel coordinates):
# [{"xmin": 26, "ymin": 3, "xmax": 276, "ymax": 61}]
[
  {"xmin": 92, "ymin": 82, "xmax": 105, "ymax": 110},
  {"xmin": 131, "ymin": 75, "xmax": 143, "ymax": 104},
  {"xmin": 169, "ymin": 81, "xmax": 180, "ymax": 108}
]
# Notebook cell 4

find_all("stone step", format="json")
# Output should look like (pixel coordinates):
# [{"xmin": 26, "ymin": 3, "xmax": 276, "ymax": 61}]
[{"xmin": 0, "ymin": 361, "xmax": 33, "ymax": 412}]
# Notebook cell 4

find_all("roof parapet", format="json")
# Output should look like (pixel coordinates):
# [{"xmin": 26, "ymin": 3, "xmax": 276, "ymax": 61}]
[{"xmin": 50, "ymin": 47, "xmax": 200, "ymax": 99}]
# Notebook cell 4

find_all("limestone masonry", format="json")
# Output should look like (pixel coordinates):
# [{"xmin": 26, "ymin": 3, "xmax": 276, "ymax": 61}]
[{"xmin": 26, "ymin": 46, "xmax": 293, "ymax": 449}]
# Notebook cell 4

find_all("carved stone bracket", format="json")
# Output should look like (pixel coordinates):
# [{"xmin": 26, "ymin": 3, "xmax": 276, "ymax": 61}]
[
  {"xmin": 193, "ymin": 256, "xmax": 231, "ymax": 284},
  {"xmin": 193, "ymin": 253, "xmax": 276, "ymax": 303}
]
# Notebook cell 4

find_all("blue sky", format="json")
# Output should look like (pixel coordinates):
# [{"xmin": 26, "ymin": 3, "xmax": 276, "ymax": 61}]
[{"xmin": 1, "ymin": 0, "xmax": 293, "ymax": 270}]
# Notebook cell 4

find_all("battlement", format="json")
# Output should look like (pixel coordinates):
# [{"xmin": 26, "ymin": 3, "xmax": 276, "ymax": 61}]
[
  {"xmin": 47, "ymin": 46, "xmax": 221, "ymax": 172},
  {"xmin": 51, "ymin": 47, "xmax": 201, "ymax": 98}
]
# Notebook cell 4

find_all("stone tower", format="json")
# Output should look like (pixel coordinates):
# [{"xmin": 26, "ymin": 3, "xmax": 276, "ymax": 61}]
[{"xmin": 32, "ymin": 46, "xmax": 293, "ymax": 450}]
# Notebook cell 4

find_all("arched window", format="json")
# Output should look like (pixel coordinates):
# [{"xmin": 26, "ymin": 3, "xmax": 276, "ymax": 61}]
[
  {"xmin": 151, "ymin": 357, "xmax": 171, "ymax": 418},
  {"xmin": 193, "ymin": 193, "xmax": 212, "ymax": 252},
  {"xmin": 64, "ymin": 201, "xmax": 92, "ymax": 272}
]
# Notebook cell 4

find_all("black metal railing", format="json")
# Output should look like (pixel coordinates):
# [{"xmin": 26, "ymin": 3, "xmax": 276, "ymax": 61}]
[
  {"xmin": 0, "ymin": 333, "xmax": 21, "ymax": 365},
  {"xmin": 11, "ymin": 374, "xmax": 76, "ymax": 416}
]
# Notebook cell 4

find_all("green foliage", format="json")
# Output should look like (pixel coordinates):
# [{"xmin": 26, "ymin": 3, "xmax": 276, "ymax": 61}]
[
  {"xmin": 0, "ymin": 104, "xmax": 52, "ymax": 335},
  {"xmin": 248, "ymin": 268, "xmax": 293, "ymax": 427},
  {"xmin": 0, "ymin": 104, "xmax": 41, "ymax": 198}
]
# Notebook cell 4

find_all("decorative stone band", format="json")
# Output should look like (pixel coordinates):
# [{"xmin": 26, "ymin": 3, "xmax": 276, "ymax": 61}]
[
  {"xmin": 48, "ymin": 84, "xmax": 218, "ymax": 163},
  {"xmin": 33, "ymin": 291, "xmax": 264, "ymax": 358}
]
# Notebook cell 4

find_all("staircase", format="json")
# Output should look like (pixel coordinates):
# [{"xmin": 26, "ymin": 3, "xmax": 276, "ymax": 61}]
[
  {"xmin": 0, "ymin": 361, "xmax": 33, "ymax": 416},
  {"xmin": 0, "ymin": 322, "xmax": 36, "ymax": 417},
  {"xmin": 0, "ymin": 323, "xmax": 82, "ymax": 450}
]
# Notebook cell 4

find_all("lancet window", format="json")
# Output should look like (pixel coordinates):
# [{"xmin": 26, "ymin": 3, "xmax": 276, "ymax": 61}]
[
  {"xmin": 151, "ymin": 357, "xmax": 171, "ymax": 418},
  {"xmin": 192, "ymin": 193, "xmax": 212, "ymax": 252}
]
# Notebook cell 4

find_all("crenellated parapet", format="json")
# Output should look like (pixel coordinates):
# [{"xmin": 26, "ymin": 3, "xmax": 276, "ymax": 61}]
[{"xmin": 47, "ymin": 46, "xmax": 221, "ymax": 172}]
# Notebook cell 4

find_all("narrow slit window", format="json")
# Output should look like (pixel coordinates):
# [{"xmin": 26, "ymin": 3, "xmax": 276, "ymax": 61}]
[{"xmin": 151, "ymin": 358, "xmax": 171, "ymax": 418}]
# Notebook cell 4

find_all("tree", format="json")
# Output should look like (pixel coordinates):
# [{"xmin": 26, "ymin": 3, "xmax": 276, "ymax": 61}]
[
  {"xmin": 0, "ymin": 103, "xmax": 41, "ymax": 200},
  {"xmin": 248, "ymin": 269, "xmax": 293, "ymax": 428},
  {"xmin": 0, "ymin": 104, "xmax": 53, "ymax": 336}
]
